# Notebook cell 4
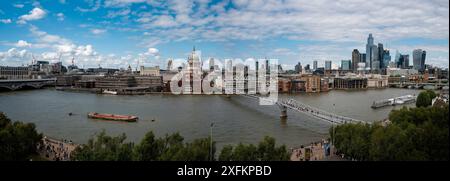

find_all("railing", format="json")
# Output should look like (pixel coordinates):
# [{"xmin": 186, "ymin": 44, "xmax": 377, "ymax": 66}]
[{"xmin": 240, "ymin": 94, "xmax": 368, "ymax": 125}]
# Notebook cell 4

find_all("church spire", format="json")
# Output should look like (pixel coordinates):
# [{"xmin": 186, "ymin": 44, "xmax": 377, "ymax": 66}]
[{"xmin": 193, "ymin": 46, "xmax": 195, "ymax": 51}]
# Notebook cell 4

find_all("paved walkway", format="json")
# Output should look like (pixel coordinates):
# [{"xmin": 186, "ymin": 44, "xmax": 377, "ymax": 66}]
[
  {"xmin": 290, "ymin": 139, "xmax": 347, "ymax": 161},
  {"xmin": 37, "ymin": 136, "xmax": 78, "ymax": 161}
]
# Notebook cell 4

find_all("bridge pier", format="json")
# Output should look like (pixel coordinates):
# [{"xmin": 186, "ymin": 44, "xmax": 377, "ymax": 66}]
[{"xmin": 279, "ymin": 105, "xmax": 287, "ymax": 118}]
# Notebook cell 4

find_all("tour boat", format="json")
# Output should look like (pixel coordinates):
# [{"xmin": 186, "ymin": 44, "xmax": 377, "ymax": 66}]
[
  {"xmin": 87, "ymin": 112, "xmax": 138, "ymax": 122},
  {"xmin": 103, "ymin": 90, "xmax": 118, "ymax": 95}
]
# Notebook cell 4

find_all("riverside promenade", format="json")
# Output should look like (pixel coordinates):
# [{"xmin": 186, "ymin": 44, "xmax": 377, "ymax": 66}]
[
  {"xmin": 290, "ymin": 139, "xmax": 346, "ymax": 161},
  {"xmin": 37, "ymin": 136, "xmax": 79, "ymax": 161}
]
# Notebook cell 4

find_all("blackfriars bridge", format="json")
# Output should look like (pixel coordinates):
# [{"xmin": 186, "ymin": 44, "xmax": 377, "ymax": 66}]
[{"xmin": 0, "ymin": 79, "xmax": 56, "ymax": 91}]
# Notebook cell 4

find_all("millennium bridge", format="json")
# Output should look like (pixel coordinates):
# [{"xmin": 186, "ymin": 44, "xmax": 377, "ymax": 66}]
[{"xmin": 239, "ymin": 94, "xmax": 368, "ymax": 125}]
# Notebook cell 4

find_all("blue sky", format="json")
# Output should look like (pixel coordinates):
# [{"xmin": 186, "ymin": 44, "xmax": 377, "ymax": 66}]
[{"xmin": 0, "ymin": 0, "xmax": 448, "ymax": 69}]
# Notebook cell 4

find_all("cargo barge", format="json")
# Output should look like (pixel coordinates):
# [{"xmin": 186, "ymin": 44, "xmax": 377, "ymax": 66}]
[{"xmin": 87, "ymin": 112, "xmax": 138, "ymax": 122}]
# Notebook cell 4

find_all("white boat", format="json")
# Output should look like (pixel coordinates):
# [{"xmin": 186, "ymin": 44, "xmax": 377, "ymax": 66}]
[
  {"xmin": 103, "ymin": 90, "xmax": 117, "ymax": 95},
  {"xmin": 372, "ymin": 95, "xmax": 416, "ymax": 108},
  {"xmin": 423, "ymin": 85, "xmax": 436, "ymax": 90}
]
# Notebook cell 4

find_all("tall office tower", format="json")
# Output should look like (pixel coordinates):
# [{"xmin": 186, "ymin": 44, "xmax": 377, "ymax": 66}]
[
  {"xmin": 255, "ymin": 60, "xmax": 259, "ymax": 93},
  {"xmin": 305, "ymin": 64, "xmax": 310, "ymax": 72},
  {"xmin": 370, "ymin": 44, "xmax": 379, "ymax": 71},
  {"xmin": 378, "ymin": 43, "xmax": 385, "ymax": 69},
  {"xmin": 397, "ymin": 54, "xmax": 410, "ymax": 69},
  {"xmin": 382, "ymin": 50, "xmax": 391, "ymax": 69},
  {"xmin": 413, "ymin": 49, "xmax": 426, "ymax": 72},
  {"xmin": 295, "ymin": 62, "xmax": 302, "ymax": 73},
  {"xmin": 341, "ymin": 60, "xmax": 351, "ymax": 70},
  {"xmin": 366, "ymin": 34, "xmax": 374, "ymax": 69},
  {"xmin": 394, "ymin": 50, "xmax": 400, "ymax": 68},
  {"xmin": 313, "ymin": 60, "xmax": 318, "ymax": 70},
  {"xmin": 325, "ymin": 61, "xmax": 332, "ymax": 70},
  {"xmin": 352, "ymin": 49, "xmax": 360, "ymax": 71},
  {"xmin": 360, "ymin": 53, "xmax": 366, "ymax": 64},
  {"xmin": 388, "ymin": 61, "xmax": 396, "ymax": 68},
  {"xmin": 421, "ymin": 51, "xmax": 426, "ymax": 71},
  {"xmin": 403, "ymin": 55, "xmax": 410, "ymax": 68}
]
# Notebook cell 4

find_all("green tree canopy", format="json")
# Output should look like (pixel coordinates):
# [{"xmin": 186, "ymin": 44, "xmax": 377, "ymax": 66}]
[
  {"xmin": 71, "ymin": 131, "xmax": 134, "ymax": 161},
  {"xmin": 0, "ymin": 113, "xmax": 42, "ymax": 161},
  {"xmin": 72, "ymin": 131, "xmax": 216, "ymax": 161},
  {"xmin": 330, "ymin": 105, "xmax": 449, "ymax": 161},
  {"xmin": 218, "ymin": 136, "xmax": 290, "ymax": 161},
  {"xmin": 416, "ymin": 90, "xmax": 437, "ymax": 107}
]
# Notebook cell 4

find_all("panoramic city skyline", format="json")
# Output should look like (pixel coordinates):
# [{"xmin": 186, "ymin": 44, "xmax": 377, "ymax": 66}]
[{"xmin": 0, "ymin": 0, "xmax": 449, "ymax": 69}]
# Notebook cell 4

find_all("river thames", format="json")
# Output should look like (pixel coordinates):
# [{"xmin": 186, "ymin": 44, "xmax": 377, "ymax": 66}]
[{"xmin": 0, "ymin": 88, "xmax": 421, "ymax": 149}]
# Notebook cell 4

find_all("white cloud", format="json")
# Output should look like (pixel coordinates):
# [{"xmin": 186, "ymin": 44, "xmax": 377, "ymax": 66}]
[
  {"xmin": 0, "ymin": 19, "xmax": 11, "ymax": 24},
  {"xmin": 131, "ymin": 0, "xmax": 448, "ymax": 44},
  {"xmin": 104, "ymin": 0, "xmax": 146, "ymax": 7},
  {"xmin": 76, "ymin": 0, "xmax": 101, "ymax": 12},
  {"xmin": 272, "ymin": 48, "xmax": 296, "ymax": 56},
  {"xmin": 29, "ymin": 25, "xmax": 99, "ymax": 57},
  {"xmin": 13, "ymin": 4, "xmax": 24, "ymax": 8},
  {"xmin": 56, "ymin": 13, "xmax": 64, "ymax": 21},
  {"xmin": 91, "ymin": 29, "xmax": 107, "ymax": 35},
  {"xmin": 0, "ymin": 48, "xmax": 31, "ymax": 65},
  {"xmin": 15, "ymin": 40, "xmax": 32, "ymax": 48},
  {"xmin": 147, "ymin": 48, "xmax": 159, "ymax": 55},
  {"xmin": 75, "ymin": 45, "xmax": 97, "ymax": 56},
  {"xmin": 17, "ymin": 7, "xmax": 47, "ymax": 24},
  {"xmin": 106, "ymin": 8, "xmax": 131, "ymax": 18},
  {"xmin": 2, "ymin": 0, "xmax": 448, "ymax": 68},
  {"xmin": 41, "ymin": 52, "xmax": 59, "ymax": 61},
  {"xmin": 151, "ymin": 15, "xmax": 178, "ymax": 27},
  {"xmin": 136, "ymin": 17, "xmax": 152, "ymax": 23}
]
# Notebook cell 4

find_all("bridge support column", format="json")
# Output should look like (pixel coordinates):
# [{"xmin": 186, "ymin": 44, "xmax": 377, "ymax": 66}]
[{"xmin": 280, "ymin": 105, "xmax": 287, "ymax": 118}]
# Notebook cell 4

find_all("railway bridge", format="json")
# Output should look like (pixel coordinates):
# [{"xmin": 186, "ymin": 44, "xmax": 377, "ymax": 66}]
[{"xmin": 0, "ymin": 79, "xmax": 56, "ymax": 91}]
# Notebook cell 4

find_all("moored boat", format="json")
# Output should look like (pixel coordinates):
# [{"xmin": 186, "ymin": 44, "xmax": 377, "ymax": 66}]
[
  {"xmin": 103, "ymin": 90, "xmax": 118, "ymax": 95},
  {"xmin": 87, "ymin": 112, "xmax": 138, "ymax": 122}
]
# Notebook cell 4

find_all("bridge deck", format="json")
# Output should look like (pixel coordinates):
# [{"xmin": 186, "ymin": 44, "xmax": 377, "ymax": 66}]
[{"xmin": 241, "ymin": 94, "xmax": 368, "ymax": 125}]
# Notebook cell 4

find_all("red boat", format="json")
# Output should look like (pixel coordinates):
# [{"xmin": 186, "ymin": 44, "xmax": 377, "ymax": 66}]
[{"xmin": 87, "ymin": 112, "xmax": 138, "ymax": 122}]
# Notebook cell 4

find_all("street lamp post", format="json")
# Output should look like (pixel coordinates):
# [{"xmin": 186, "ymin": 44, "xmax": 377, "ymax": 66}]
[
  {"xmin": 210, "ymin": 122, "xmax": 214, "ymax": 161},
  {"xmin": 332, "ymin": 103, "xmax": 336, "ymax": 155}
]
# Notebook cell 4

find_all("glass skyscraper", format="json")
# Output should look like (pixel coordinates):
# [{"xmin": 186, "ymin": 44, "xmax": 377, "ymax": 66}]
[
  {"xmin": 366, "ymin": 34, "xmax": 374, "ymax": 69},
  {"xmin": 413, "ymin": 49, "xmax": 426, "ymax": 72},
  {"xmin": 341, "ymin": 60, "xmax": 351, "ymax": 70},
  {"xmin": 325, "ymin": 61, "xmax": 332, "ymax": 70}
]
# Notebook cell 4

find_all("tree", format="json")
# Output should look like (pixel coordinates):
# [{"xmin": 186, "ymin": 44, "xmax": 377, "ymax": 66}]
[
  {"xmin": 181, "ymin": 137, "xmax": 215, "ymax": 161},
  {"xmin": 0, "ymin": 113, "xmax": 42, "ymax": 161},
  {"xmin": 218, "ymin": 145, "xmax": 234, "ymax": 161},
  {"xmin": 71, "ymin": 131, "xmax": 134, "ymax": 161},
  {"xmin": 218, "ymin": 136, "xmax": 289, "ymax": 161},
  {"xmin": 72, "ymin": 130, "xmax": 215, "ymax": 161},
  {"xmin": 157, "ymin": 133, "xmax": 186, "ymax": 161},
  {"xmin": 133, "ymin": 131, "xmax": 164, "ymax": 161},
  {"xmin": 416, "ymin": 90, "xmax": 437, "ymax": 107},
  {"xmin": 331, "ymin": 105, "xmax": 449, "ymax": 161},
  {"xmin": 72, "ymin": 130, "xmax": 290, "ymax": 161}
]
